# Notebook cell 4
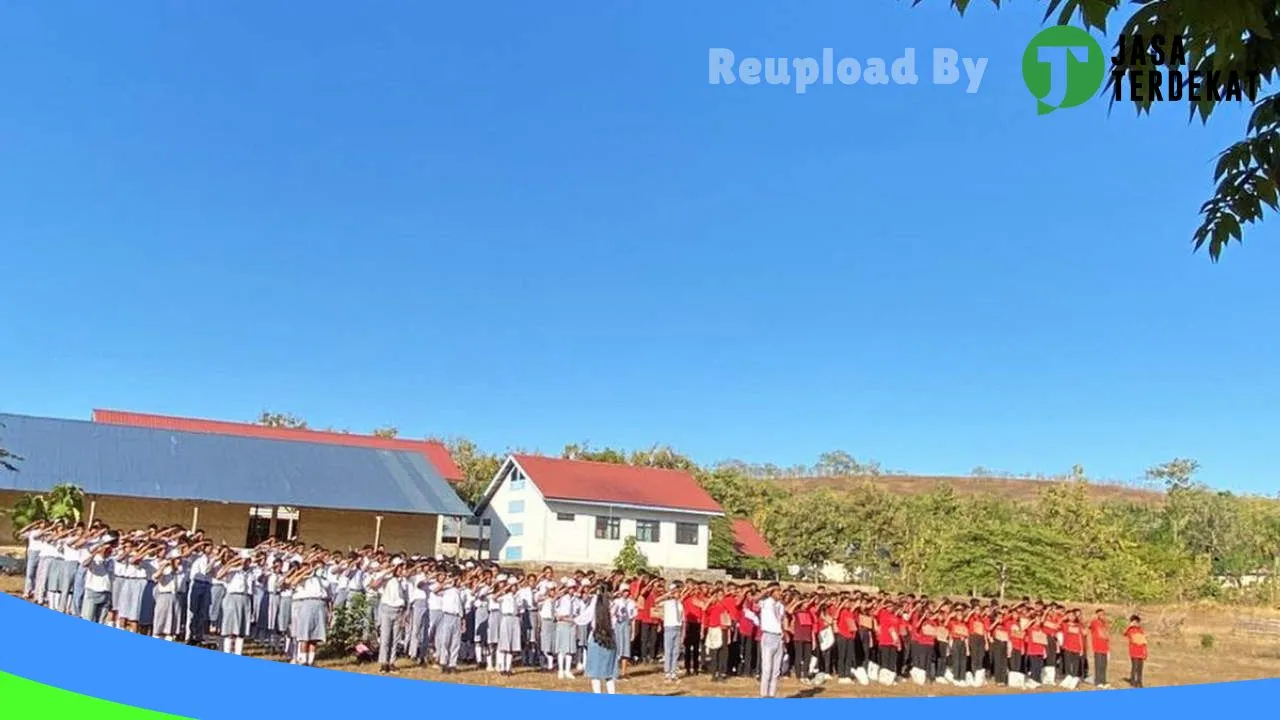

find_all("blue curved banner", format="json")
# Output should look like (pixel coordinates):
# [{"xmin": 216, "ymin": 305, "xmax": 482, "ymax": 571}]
[{"xmin": 0, "ymin": 593, "xmax": 1273, "ymax": 717}]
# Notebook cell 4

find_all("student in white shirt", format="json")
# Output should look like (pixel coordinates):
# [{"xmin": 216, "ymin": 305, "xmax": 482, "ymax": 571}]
[
  {"xmin": 758, "ymin": 583, "xmax": 787, "ymax": 698},
  {"xmin": 80, "ymin": 545, "xmax": 115, "ymax": 624},
  {"xmin": 371, "ymin": 563, "xmax": 409, "ymax": 672},
  {"xmin": 610, "ymin": 585, "xmax": 637, "ymax": 679},
  {"xmin": 496, "ymin": 577, "xmax": 522, "ymax": 676},
  {"xmin": 554, "ymin": 579, "xmax": 578, "ymax": 679},
  {"xmin": 660, "ymin": 583, "xmax": 686, "ymax": 681},
  {"xmin": 435, "ymin": 575, "xmax": 464, "ymax": 672},
  {"xmin": 406, "ymin": 569, "xmax": 431, "ymax": 664},
  {"xmin": 217, "ymin": 556, "xmax": 255, "ymax": 656},
  {"xmin": 152, "ymin": 557, "xmax": 182, "ymax": 641},
  {"xmin": 287, "ymin": 561, "xmax": 330, "ymax": 667},
  {"xmin": 20, "ymin": 520, "xmax": 49, "ymax": 600}
]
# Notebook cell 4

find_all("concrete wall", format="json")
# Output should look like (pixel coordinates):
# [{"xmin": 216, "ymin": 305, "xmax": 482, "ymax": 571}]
[{"xmin": 300, "ymin": 507, "xmax": 438, "ymax": 555}]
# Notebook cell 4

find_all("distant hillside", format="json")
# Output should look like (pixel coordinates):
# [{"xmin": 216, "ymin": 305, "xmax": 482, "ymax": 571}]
[{"xmin": 774, "ymin": 473, "xmax": 1165, "ymax": 505}]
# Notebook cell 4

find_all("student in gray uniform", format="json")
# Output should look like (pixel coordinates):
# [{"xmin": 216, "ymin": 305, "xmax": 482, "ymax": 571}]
[
  {"xmin": 217, "ymin": 556, "xmax": 255, "ymax": 656},
  {"xmin": 286, "ymin": 560, "xmax": 331, "ymax": 667},
  {"xmin": 435, "ymin": 574, "xmax": 464, "ymax": 673},
  {"xmin": 152, "ymin": 557, "xmax": 183, "ymax": 641},
  {"xmin": 372, "ymin": 562, "xmax": 410, "ymax": 673},
  {"xmin": 80, "ymin": 543, "xmax": 115, "ymax": 624}
]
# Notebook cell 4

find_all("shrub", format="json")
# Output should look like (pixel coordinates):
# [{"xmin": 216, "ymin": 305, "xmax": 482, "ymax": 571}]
[
  {"xmin": 613, "ymin": 536, "xmax": 650, "ymax": 574},
  {"xmin": 1200, "ymin": 633, "xmax": 1215, "ymax": 649},
  {"xmin": 321, "ymin": 592, "xmax": 373, "ymax": 659}
]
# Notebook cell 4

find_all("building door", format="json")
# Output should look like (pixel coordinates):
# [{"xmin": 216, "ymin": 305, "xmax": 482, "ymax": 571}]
[{"xmin": 245, "ymin": 507, "xmax": 273, "ymax": 548}]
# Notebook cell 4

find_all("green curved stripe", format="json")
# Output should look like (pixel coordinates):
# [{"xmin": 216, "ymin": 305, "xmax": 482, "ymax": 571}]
[{"xmin": 0, "ymin": 671, "xmax": 192, "ymax": 719}]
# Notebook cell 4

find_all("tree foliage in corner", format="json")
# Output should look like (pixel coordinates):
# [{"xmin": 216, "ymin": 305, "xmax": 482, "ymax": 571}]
[
  {"xmin": 0, "ymin": 421, "xmax": 20, "ymax": 473},
  {"xmin": 923, "ymin": 0, "xmax": 1279, "ymax": 260}
]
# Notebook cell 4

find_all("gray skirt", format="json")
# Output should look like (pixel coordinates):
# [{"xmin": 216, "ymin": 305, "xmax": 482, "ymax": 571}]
[
  {"xmin": 221, "ymin": 593, "xmax": 254, "ymax": 637},
  {"xmin": 614, "ymin": 621, "xmax": 632, "ymax": 656},
  {"xmin": 118, "ymin": 578, "xmax": 145, "ymax": 622},
  {"xmin": 293, "ymin": 598, "xmax": 328, "ymax": 643},
  {"xmin": 153, "ymin": 592, "xmax": 181, "ymax": 635},
  {"xmin": 55, "ymin": 559, "xmax": 75, "ymax": 593},
  {"xmin": 554, "ymin": 621, "xmax": 575, "ymax": 655},
  {"xmin": 278, "ymin": 596, "xmax": 294, "ymax": 636},
  {"xmin": 497, "ymin": 615, "xmax": 521, "ymax": 653},
  {"xmin": 110, "ymin": 576, "xmax": 124, "ymax": 610},
  {"xmin": 487, "ymin": 611, "xmax": 501, "ymax": 645},
  {"xmin": 473, "ymin": 607, "xmax": 489, "ymax": 643},
  {"xmin": 540, "ymin": 616, "xmax": 556, "ymax": 651}
]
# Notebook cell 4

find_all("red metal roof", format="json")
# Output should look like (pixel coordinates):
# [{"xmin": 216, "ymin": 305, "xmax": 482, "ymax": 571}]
[
  {"xmin": 91, "ymin": 409, "xmax": 464, "ymax": 482},
  {"xmin": 731, "ymin": 518, "xmax": 774, "ymax": 559},
  {"xmin": 511, "ymin": 454, "xmax": 723, "ymax": 515}
]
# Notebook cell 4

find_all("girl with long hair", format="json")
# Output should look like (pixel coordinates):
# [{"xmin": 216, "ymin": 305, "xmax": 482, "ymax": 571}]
[{"xmin": 582, "ymin": 581, "xmax": 620, "ymax": 694}]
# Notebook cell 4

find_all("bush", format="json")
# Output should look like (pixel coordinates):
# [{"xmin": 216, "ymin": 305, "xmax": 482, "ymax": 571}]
[
  {"xmin": 1200, "ymin": 633, "xmax": 1215, "ymax": 649},
  {"xmin": 613, "ymin": 536, "xmax": 650, "ymax": 574},
  {"xmin": 321, "ymin": 592, "xmax": 373, "ymax": 659}
]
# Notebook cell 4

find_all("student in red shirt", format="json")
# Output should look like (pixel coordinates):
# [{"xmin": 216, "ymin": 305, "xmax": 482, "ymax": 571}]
[
  {"xmin": 874, "ymin": 603, "xmax": 901, "ymax": 685},
  {"xmin": 909, "ymin": 611, "xmax": 936, "ymax": 685},
  {"xmin": 835, "ymin": 598, "xmax": 859, "ymax": 684},
  {"xmin": 947, "ymin": 609, "xmax": 971, "ymax": 685},
  {"xmin": 1024, "ymin": 616, "xmax": 1049, "ymax": 686},
  {"xmin": 682, "ymin": 585, "xmax": 705, "ymax": 676},
  {"xmin": 703, "ymin": 589, "xmax": 733, "ymax": 682},
  {"xmin": 791, "ymin": 599, "xmax": 816, "ymax": 683},
  {"xmin": 736, "ymin": 588, "xmax": 760, "ymax": 679},
  {"xmin": 1060, "ymin": 608, "xmax": 1086, "ymax": 688},
  {"xmin": 991, "ymin": 609, "xmax": 1012, "ymax": 685},
  {"xmin": 967, "ymin": 599, "xmax": 989, "ymax": 686},
  {"xmin": 1124, "ymin": 614, "xmax": 1148, "ymax": 688},
  {"xmin": 1088, "ymin": 608, "xmax": 1112, "ymax": 688},
  {"xmin": 1008, "ymin": 612, "xmax": 1027, "ymax": 685}
]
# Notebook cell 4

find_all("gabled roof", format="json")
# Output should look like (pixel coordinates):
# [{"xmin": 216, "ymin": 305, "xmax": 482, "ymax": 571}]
[
  {"xmin": 1, "ymin": 412, "xmax": 471, "ymax": 516},
  {"xmin": 480, "ymin": 454, "xmax": 723, "ymax": 516},
  {"xmin": 92, "ymin": 409, "xmax": 463, "ymax": 482},
  {"xmin": 731, "ymin": 518, "xmax": 774, "ymax": 559}
]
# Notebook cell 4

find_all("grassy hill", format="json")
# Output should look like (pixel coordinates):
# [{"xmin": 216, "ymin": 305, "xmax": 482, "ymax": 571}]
[{"xmin": 773, "ymin": 473, "xmax": 1164, "ymax": 504}]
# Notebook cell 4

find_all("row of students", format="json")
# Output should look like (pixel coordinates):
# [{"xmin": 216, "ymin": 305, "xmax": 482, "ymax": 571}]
[{"xmin": 19, "ymin": 519, "xmax": 1150, "ymax": 695}]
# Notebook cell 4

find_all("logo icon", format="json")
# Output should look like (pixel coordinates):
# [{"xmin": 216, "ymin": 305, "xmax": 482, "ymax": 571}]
[{"xmin": 1022, "ymin": 26, "xmax": 1106, "ymax": 115}]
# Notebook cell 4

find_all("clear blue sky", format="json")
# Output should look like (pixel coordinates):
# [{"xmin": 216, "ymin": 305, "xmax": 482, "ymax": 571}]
[{"xmin": 1, "ymin": 2, "xmax": 1276, "ymax": 493}]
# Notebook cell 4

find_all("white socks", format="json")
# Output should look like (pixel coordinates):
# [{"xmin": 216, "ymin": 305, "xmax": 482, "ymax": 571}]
[
  {"xmin": 606, "ymin": 680, "xmax": 616, "ymax": 694},
  {"xmin": 234, "ymin": 638, "xmax": 244, "ymax": 656}
]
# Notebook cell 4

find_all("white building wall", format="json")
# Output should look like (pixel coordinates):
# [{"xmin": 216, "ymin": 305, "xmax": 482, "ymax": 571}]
[
  {"xmin": 480, "ymin": 462, "xmax": 550, "ymax": 564},
  {"xmin": 480, "ymin": 461, "xmax": 712, "ymax": 570}
]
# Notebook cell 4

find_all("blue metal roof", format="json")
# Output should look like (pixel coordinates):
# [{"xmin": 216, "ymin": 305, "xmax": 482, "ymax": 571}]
[{"xmin": 0, "ymin": 413, "xmax": 471, "ymax": 516}]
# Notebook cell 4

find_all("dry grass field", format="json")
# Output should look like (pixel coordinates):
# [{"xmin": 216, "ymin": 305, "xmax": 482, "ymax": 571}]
[
  {"xmin": 4, "ymin": 574, "xmax": 1276, "ymax": 697},
  {"xmin": 774, "ymin": 475, "xmax": 1163, "ymax": 505}
]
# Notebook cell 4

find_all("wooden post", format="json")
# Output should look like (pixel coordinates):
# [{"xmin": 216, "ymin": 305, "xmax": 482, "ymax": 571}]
[
  {"xmin": 374, "ymin": 515, "xmax": 384, "ymax": 548},
  {"xmin": 86, "ymin": 499, "xmax": 97, "ymax": 527},
  {"xmin": 455, "ymin": 516, "xmax": 463, "ymax": 558},
  {"xmin": 287, "ymin": 515, "xmax": 295, "ymax": 541},
  {"xmin": 191, "ymin": 506, "xmax": 199, "ymax": 532}
]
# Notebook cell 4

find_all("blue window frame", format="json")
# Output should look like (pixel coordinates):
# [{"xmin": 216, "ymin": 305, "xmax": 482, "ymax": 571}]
[
  {"xmin": 507, "ymin": 499, "xmax": 525, "ymax": 514},
  {"xmin": 504, "ymin": 546, "xmax": 523, "ymax": 561},
  {"xmin": 509, "ymin": 469, "xmax": 526, "ymax": 490},
  {"xmin": 508, "ymin": 522, "xmax": 524, "ymax": 537}
]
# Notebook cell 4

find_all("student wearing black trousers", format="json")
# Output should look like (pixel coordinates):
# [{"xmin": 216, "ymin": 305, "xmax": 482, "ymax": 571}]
[
  {"xmin": 682, "ymin": 589, "xmax": 704, "ymax": 677},
  {"xmin": 1089, "ymin": 609, "xmax": 1111, "ymax": 688}
]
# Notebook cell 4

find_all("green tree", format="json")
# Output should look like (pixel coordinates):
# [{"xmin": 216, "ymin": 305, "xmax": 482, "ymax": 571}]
[
  {"xmin": 8, "ymin": 484, "xmax": 85, "ymax": 539},
  {"xmin": 929, "ymin": 0, "xmax": 1280, "ymax": 260},
  {"xmin": 446, "ymin": 437, "xmax": 502, "ymax": 507},
  {"xmin": 613, "ymin": 536, "xmax": 650, "ymax": 574},
  {"xmin": 257, "ymin": 411, "xmax": 309, "ymax": 429},
  {"xmin": 934, "ymin": 517, "xmax": 1075, "ymax": 601}
]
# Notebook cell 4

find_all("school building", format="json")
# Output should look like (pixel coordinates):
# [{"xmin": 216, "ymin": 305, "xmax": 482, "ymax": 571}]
[
  {"xmin": 474, "ymin": 454, "xmax": 724, "ymax": 570},
  {"xmin": 0, "ymin": 412, "xmax": 472, "ymax": 554}
]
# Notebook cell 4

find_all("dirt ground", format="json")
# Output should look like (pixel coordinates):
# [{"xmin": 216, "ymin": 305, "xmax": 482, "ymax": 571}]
[{"xmin": 3, "ymin": 574, "xmax": 1277, "ymax": 697}]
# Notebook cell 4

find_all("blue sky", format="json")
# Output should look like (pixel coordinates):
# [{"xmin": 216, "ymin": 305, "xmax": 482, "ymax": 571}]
[{"xmin": 1, "ymin": 2, "xmax": 1276, "ymax": 493}]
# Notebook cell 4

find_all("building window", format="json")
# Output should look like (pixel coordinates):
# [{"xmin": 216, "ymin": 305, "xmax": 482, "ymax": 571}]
[
  {"xmin": 676, "ymin": 522, "xmax": 699, "ymax": 545},
  {"xmin": 505, "ymin": 546, "xmax": 523, "ymax": 561},
  {"xmin": 509, "ymin": 522, "xmax": 524, "ymax": 537},
  {"xmin": 508, "ymin": 500, "xmax": 525, "ymax": 514},
  {"xmin": 509, "ymin": 468, "xmax": 526, "ymax": 490},
  {"xmin": 275, "ymin": 507, "xmax": 300, "ymax": 541},
  {"xmin": 595, "ymin": 516, "xmax": 620, "ymax": 540},
  {"xmin": 636, "ymin": 520, "xmax": 660, "ymax": 543},
  {"xmin": 556, "ymin": 512, "xmax": 575, "ymax": 522}
]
